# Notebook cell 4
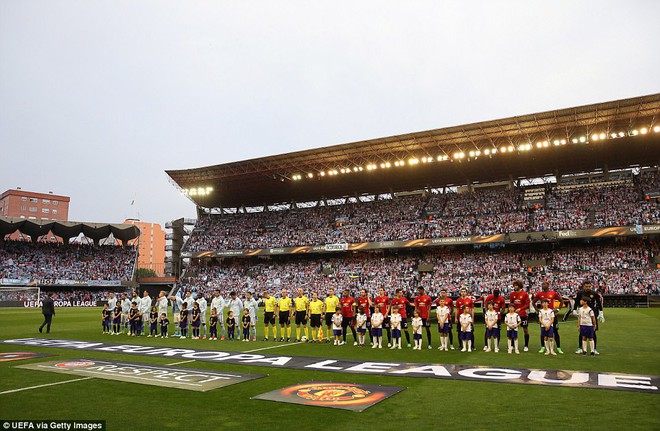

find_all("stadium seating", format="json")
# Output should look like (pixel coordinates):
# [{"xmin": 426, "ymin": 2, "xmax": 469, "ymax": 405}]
[
  {"xmin": 178, "ymin": 238, "xmax": 660, "ymax": 298},
  {"xmin": 0, "ymin": 240, "xmax": 137, "ymax": 284},
  {"xmin": 183, "ymin": 176, "xmax": 659, "ymax": 252}
]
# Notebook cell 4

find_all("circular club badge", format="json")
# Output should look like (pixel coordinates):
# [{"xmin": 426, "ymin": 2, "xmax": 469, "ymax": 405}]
[
  {"xmin": 296, "ymin": 384, "xmax": 370, "ymax": 402},
  {"xmin": 278, "ymin": 382, "xmax": 388, "ymax": 409},
  {"xmin": 55, "ymin": 361, "xmax": 95, "ymax": 368}
]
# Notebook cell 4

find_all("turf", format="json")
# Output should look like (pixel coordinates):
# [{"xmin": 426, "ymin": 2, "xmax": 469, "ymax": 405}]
[{"xmin": 0, "ymin": 307, "xmax": 659, "ymax": 430}]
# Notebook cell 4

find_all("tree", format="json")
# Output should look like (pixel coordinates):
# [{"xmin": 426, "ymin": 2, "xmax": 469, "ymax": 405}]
[{"xmin": 135, "ymin": 268, "xmax": 158, "ymax": 279}]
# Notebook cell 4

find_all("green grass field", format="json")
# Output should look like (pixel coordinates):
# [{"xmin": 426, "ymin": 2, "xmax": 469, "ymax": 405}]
[{"xmin": 0, "ymin": 307, "xmax": 659, "ymax": 430}]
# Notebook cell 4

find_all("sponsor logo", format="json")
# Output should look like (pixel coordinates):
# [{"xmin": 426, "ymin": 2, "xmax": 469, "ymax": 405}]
[
  {"xmin": 216, "ymin": 250, "xmax": 244, "ymax": 256},
  {"xmin": 22, "ymin": 300, "xmax": 97, "ymax": 308},
  {"xmin": 558, "ymin": 230, "xmax": 577, "ymax": 237},
  {"xmin": 324, "ymin": 243, "xmax": 348, "ymax": 251},
  {"xmin": 269, "ymin": 248, "xmax": 285, "ymax": 254},
  {"xmin": 56, "ymin": 361, "xmax": 95, "ymax": 368},
  {"xmin": 430, "ymin": 237, "xmax": 471, "ymax": 244}
]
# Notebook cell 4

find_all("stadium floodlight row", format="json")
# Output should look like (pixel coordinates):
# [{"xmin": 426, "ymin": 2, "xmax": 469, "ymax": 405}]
[{"xmin": 166, "ymin": 93, "xmax": 660, "ymax": 209}]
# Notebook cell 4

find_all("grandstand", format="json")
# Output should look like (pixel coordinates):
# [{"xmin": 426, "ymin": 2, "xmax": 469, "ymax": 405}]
[
  {"xmin": 166, "ymin": 94, "xmax": 660, "ymax": 299},
  {"xmin": 0, "ymin": 219, "xmax": 140, "ymax": 306}
]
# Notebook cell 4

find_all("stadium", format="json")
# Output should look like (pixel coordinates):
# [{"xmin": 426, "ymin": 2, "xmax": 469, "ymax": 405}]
[{"xmin": 1, "ymin": 93, "xmax": 659, "ymax": 430}]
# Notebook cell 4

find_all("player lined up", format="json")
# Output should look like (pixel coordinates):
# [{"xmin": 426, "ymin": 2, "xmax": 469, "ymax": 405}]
[{"xmin": 100, "ymin": 280, "xmax": 603, "ymax": 354}]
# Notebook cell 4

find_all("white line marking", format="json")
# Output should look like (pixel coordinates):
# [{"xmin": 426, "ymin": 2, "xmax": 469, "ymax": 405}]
[
  {"xmin": 0, "ymin": 377, "xmax": 93, "ymax": 395},
  {"xmin": 244, "ymin": 343, "xmax": 300, "ymax": 353},
  {"xmin": 166, "ymin": 359, "xmax": 196, "ymax": 366}
]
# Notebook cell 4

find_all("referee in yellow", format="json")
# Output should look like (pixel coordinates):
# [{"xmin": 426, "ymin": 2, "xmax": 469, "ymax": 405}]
[
  {"xmin": 262, "ymin": 291, "xmax": 278, "ymax": 341},
  {"xmin": 293, "ymin": 288, "xmax": 309, "ymax": 342},
  {"xmin": 277, "ymin": 289, "xmax": 293, "ymax": 342},
  {"xmin": 309, "ymin": 292, "xmax": 324, "ymax": 343},
  {"xmin": 323, "ymin": 287, "xmax": 340, "ymax": 343}
]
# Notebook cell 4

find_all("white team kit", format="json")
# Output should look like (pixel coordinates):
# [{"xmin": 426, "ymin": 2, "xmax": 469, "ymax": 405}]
[
  {"xmin": 356, "ymin": 314, "xmax": 367, "ymax": 330},
  {"xmin": 390, "ymin": 313, "xmax": 402, "ymax": 329},
  {"xmin": 504, "ymin": 311, "xmax": 521, "ymax": 354},
  {"xmin": 436, "ymin": 305, "xmax": 450, "ymax": 325},
  {"xmin": 459, "ymin": 313, "xmax": 473, "ymax": 332},
  {"xmin": 331, "ymin": 314, "xmax": 343, "ymax": 330},
  {"xmin": 412, "ymin": 317, "xmax": 423, "ymax": 334},
  {"xmin": 539, "ymin": 309, "xmax": 554, "ymax": 327},
  {"xmin": 484, "ymin": 310, "xmax": 498, "ymax": 328},
  {"xmin": 579, "ymin": 306, "xmax": 595, "ymax": 326},
  {"xmin": 505, "ymin": 312, "xmax": 521, "ymax": 329},
  {"xmin": 411, "ymin": 316, "xmax": 423, "ymax": 350},
  {"xmin": 371, "ymin": 312, "xmax": 384, "ymax": 328}
]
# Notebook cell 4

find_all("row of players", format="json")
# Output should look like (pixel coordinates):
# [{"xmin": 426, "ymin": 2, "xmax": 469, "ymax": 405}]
[{"xmin": 101, "ymin": 279, "xmax": 603, "ymax": 354}]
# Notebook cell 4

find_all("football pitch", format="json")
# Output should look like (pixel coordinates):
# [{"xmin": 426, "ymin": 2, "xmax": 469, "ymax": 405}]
[{"xmin": 0, "ymin": 307, "xmax": 659, "ymax": 430}]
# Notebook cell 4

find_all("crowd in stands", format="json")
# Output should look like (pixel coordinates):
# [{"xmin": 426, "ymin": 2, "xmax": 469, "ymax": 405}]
[
  {"xmin": 178, "ymin": 238, "xmax": 660, "ymax": 299},
  {"xmin": 639, "ymin": 170, "xmax": 660, "ymax": 193},
  {"xmin": 0, "ymin": 240, "xmax": 136, "ymax": 285},
  {"xmin": 184, "ymin": 174, "xmax": 659, "ymax": 252}
]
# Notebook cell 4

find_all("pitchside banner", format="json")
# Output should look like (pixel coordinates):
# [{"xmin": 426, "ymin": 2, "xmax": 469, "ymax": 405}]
[
  {"xmin": 3, "ymin": 338, "xmax": 659, "ymax": 394},
  {"xmin": 17, "ymin": 358, "xmax": 265, "ymax": 392}
]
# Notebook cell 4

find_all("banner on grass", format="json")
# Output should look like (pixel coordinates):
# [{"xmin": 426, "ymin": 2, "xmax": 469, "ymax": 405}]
[
  {"xmin": 3, "ymin": 338, "xmax": 659, "ymax": 394},
  {"xmin": 252, "ymin": 381, "xmax": 405, "ymax": 412},
  {"xmin": 0, "ymin": 351, "xmax": 54, "ymax": 362},
  {"xmin": 17, "ymin": 358, "xmax": 265, "ymax": 392}
]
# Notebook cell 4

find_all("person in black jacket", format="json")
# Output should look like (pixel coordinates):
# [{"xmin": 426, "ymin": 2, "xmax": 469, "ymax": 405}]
[{"xmin": 39, "ymin": 293, "xmax": 55, "ymax": 334}]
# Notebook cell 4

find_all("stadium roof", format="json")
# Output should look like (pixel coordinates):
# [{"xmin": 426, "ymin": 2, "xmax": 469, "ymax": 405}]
[
  {"xmin": 167, "ymin": 93, "xmax": 660, "ymax": 209},
  {"xmin": 0, "ymin": 217, "xmax": 140, "ymax": 243}
]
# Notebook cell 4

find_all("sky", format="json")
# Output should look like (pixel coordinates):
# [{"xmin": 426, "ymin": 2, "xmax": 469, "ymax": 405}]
[{"xmin": 1, "ymin": 1, "xmax": 659, "ymax": 226}]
